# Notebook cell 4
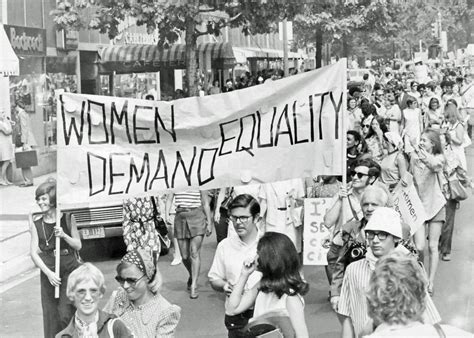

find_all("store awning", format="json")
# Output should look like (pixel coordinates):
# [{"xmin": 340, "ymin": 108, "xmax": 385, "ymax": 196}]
[
  {"xmin": 46, "ymin": 56, "xmax": 77, "ymax": 75},
  {"xmin": 0, "ymin": 24, "xmax": 19, "ymax": 76},
  {"xmin": 99, "ymin": 42, "xmax": 235, "ymax": 74},
  {"xmin": 233, "ymin": 47, "xmax": 306, "ymax": 60}
]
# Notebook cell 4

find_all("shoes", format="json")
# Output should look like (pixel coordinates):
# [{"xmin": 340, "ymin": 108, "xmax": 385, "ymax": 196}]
[
  {"xmin": 190, "ymin": 285, "xmax": 199, "ymax": 299},
  {"xmin": 427, "ymin": 283, "xmax": 434, "ymax": 296},
  {"xmin": 19, "ymin": 182, "xmax": 33, "ymax": 187},
  {"xmin": 441, "ymin": 254, "xmax": 451, "ymax": 261},
  {"xmin": 171, "ymin": 256, "xmax": 182, "ymax": 266}
]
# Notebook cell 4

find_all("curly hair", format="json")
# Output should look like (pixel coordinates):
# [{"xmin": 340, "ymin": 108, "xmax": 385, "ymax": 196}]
[
  {"xmin": 366, "ymin": 252, "xmax": 427, "ymax": 326},
  {"xmin": 257, "ymin": 232, "xmax": 309, "ymax": 299}
]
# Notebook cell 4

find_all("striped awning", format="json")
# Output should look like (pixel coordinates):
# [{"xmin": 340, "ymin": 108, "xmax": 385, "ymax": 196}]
[
  {"xmin": 0, "ymin": 24, "xmax": 19, "ymax": 76},
  {"xmin": 99, "ymin": 42, "xmax": 235, "ymax": 74}
]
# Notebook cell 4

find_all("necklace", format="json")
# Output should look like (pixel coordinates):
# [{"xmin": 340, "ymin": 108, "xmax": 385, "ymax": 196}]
[{"xmin": 42, "ymin": 219, "xmax": 55, "ymax": 247}]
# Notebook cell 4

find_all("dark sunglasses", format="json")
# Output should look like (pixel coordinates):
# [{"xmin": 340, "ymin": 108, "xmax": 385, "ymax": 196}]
[
  {"xmin": 115, "ymin": 274, "xmax": 146, "ymax": 287},
  {"xmin": 362, "ymin": 124, "xmax": 370, "ymax": 128},
  {"xmin": 366, "ymin": 231, "xmax": 389, "ymax": 241},
  {"xmin": 351, "ymin": 170, "xmax": 368, "ymax": 179}
]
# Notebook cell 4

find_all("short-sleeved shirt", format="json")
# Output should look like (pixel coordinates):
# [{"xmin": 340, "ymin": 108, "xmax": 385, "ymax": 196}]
[
  {"xmin": 338, "ymin": 256, "xmax": 441, "ymax": 337},
  {"xmin": 174, "ymin": 190, "xmax": 201, "ymax": 209}
]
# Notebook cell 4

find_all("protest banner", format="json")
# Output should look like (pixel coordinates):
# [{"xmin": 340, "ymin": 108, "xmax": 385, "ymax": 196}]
[
  {"xmin": 392, "ymin": 174, "xmax": 427, "ymax": 235},
  {"xmin": 303, "ymin": 198, "xmax": 332, "ymax": 266},
  {"xmin": 57, "ymin": 61, "xmax": 346, "ymax": 205}
]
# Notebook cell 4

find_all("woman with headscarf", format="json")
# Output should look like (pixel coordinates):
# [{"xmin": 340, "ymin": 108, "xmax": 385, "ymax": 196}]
[{"xmin": 104, "ymin": 249, "xmax": 181, "ymax": 337}]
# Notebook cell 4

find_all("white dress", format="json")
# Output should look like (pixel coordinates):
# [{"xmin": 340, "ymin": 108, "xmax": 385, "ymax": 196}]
[{"xmin": 402, "ymin": 108, "xmax": 422, "ymax": 152}]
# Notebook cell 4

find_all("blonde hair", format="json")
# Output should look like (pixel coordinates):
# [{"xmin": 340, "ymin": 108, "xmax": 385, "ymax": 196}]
[{"xmin": 67, "ymin": 263, "xmax": 105, "ymax": 298}]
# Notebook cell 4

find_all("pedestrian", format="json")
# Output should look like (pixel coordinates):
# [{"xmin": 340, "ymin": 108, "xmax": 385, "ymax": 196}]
[
  {"xmin": 208, "ymin": 194, "xmax": 262, "ymax": 337},
  {"xmin": 104, "ymin": 249, "xmax": 181, "ymax": 337},
  {"xmin": 122, "ymin": 195, "xmax": 165, "ymax": 286},
  {"xmin": 365, "ymin": 115, "xmax": 387, "ymax": 163},
  {"xmin": 337, "ymin": 207, "xmax": 440, "ymax": 338},
  {"xmin": 226, "ymin": 232, "xmax": 309, "ymax": 338},
  {"xmin": 164, "ymin": 190, "xmax": 213, "ymax": 299},
  {"xmin": 408, "ymin": 128, "xmax": 446, "ymax": 295},
  {"xmin": 365, "ymin": 253, "xmax": 472, "ymax": 337},
  {"xmin": 380, "ymin": 132, "xmax": 408, "ymax": 192},
  {"xmin": 208, "ymin": 80, "xmax": 222, "ymax": 95},
  {"xmin": 401, "ymin": 98, "xmax": 423, "ymax": 153},
  {"xmin": 29, "ymin": 179, "xmax": 82, "ymax": 337},
  {"xmin": 56, "ymin": 263, "xmax": 133, "ymax": 338},
  {"xmin": 223, "ymin": 79, "xmax": 234, "ymax": 93},
  {"xmin": 14, "ymin": 99, "xmax": 36, "ymax": 187},
  {"xmin": 425, "ymin": 97, "xmax": 443, "ymax": 129},
  {"xmin": 0, "ymin": 109, "xmax": 14, "ymax": 185},
  {"xmin": 347, "ymin": 98, "xmax": 363, "ymax": 132},
  {"xmin": 443, "ymin": 100, "xmax": 468, "ymax": 170},
  {"xmin": 324, "ymin": 158, "xmax": 381, "ymax": 287},
  {"xmin": 258, "ymin": 178, "xmax": 306, "ymax": 252}
]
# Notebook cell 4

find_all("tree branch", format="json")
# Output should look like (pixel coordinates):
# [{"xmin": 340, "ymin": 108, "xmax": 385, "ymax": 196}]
[{"xmin": 194, "ymin": 28, "xmax": 208, "ymax": 36}]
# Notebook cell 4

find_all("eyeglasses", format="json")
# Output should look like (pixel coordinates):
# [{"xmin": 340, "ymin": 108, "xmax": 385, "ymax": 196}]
[
  {"xmin": 351, "ymin": 170, "xmax": 368, "ymax": 179},
  {"xmin": 229, "ymin": 215, "xmax": 252, "ymax": 223},
  {"xmin": 115, "ymin": 274, "xmax": 146, "ymax": 287},
  {"xmin": 366, "ymin": 231, "xmax": 389, "ymax": 241},
  {"xmin": 362, "ymin": 124, "xmax": 370, "ymax": 129},
  {"xmin": 75, "ymin": 288, "xmax": 101, "ymax": 299}
]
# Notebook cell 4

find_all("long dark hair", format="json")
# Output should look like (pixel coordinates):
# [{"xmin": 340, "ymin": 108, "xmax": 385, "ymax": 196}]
[
  {"xmin": 257, "ymin": 232, "xmax": 309, "ymax": 298},
  {"xmin": 366, "ymin": 115, "xmax": 388, "ymax": 139}
]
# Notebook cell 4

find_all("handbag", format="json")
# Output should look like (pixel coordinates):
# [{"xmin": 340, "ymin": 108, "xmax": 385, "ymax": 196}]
[
  {"xmin": 447, "ymin": 168, "xmax": 469, "ymax": 201},
  {"xmin": 219, "ymin": 187, "xmax": 234, "ymax": 213},
  {"xmin": 151, "ymin": 197, "xmax": 170, "ymax": 255},
  {"xmin": 15, "ymin": 149, "xmax": 38, "ymax": 168}
]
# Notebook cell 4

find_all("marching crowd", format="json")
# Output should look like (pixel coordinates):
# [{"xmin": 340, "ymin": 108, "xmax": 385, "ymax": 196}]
[{"xmin": 26, "ymin": 63, "xmax": 474, "ymax": 338}]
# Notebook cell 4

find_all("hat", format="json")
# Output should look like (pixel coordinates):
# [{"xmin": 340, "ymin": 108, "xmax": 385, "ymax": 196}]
[
  {"xmin": 364, "ymin": 207, "xmax": 403, "ymax": 239},
  {"xmin": 384, "ymin": 132, "xmax": 403, "ymax": 149},
  {"xmin": 121, "ymin": 248, "xmax": 156, "ymax": 280}
]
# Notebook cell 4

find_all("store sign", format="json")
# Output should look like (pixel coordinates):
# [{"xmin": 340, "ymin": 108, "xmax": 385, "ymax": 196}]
[
  {"xmin": 112, "ymin": 16, "xmax": 159, "ymax": 45},
  {"xmin": 57, "ymin": 61, "xmax": 346, "ymax": 205},
  {"xmin": 4, "ymin": 24, "xmax": 46, "ymax": 56}
]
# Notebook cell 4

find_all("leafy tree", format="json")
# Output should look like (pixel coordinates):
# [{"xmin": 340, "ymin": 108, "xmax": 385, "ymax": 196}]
[{"xmin": 51, "ymin": 0, "xmax": 305, "ymax": 96}]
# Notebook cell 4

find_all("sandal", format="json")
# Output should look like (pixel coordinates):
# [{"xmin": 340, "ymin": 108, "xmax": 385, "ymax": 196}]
[
  {"xmin": 190, "ymin": 285, "xmax": 199, "ymax": 299},
  {"xmin": 427, "ymin": 283, "xmax": 434, "ymax": 296}
]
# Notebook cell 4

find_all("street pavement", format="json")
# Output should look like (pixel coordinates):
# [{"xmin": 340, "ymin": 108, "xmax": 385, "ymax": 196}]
[{"xmin": 0, "ymin": 151, "xmax": 473, "ymax": 337}]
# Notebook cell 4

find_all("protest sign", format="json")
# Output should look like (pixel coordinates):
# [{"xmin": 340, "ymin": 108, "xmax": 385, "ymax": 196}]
[
  {"xmin": 392, "ymin": 179, "xmax": 427, "ymax": 235},
  {"xmin": 303, "ymin": 198, "xmax": 332, "ymax": 266},
  {"xmin": 57, "ymin": 61, "xmax": 346, "ymax": 205}
]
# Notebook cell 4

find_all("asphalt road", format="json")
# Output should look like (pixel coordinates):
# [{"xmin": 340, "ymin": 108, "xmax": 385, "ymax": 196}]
[{"xmin": 1, "ymin": 149, "xmax": 473, "ymax": 337}]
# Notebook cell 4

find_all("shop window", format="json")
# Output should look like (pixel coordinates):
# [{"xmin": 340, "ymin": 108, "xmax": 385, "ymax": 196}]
[{"xmin": 115, "ymin": 72, "xmax": 159, "ymax": 100}]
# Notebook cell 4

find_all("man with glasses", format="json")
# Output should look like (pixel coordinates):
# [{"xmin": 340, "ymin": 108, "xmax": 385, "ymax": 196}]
[
  {"xmin": 372, "ymin": 89, "xmax": 386, "ymax": 117},
  {"xmin": 337, "ymin": 207, "xmax": 441, "ymax": 338},
  {"xmin": 324, "ymin": 159, "xmax": 381, "ymax": 287},
  {"xmin": 208, "ymin": 194, "xmax": 262, "ymax": 337}
]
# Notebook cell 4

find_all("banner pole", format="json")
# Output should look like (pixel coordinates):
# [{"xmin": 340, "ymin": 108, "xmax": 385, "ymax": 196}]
[
  {"xmin": 341, "ymin": 59, "xmax": 348, "ymax": 224},
  {"xmin": 54, "ymin": 206, "xmax": 60, "ymax": 299}
]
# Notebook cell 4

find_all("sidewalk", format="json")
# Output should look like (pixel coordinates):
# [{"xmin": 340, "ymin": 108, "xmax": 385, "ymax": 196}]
[{"xmin": 0, "ymin": 173, "xmax": 56, "ymax": 284}]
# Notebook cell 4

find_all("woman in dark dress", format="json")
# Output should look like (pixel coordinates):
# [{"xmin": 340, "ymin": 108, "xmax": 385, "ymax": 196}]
[{"xmin": 29, "ymin": 179, "xmax": 82, "ymax": 337}]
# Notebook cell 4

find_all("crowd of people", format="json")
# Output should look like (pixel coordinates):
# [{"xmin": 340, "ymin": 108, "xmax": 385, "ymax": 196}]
[{"xmin": 27, "ymin": 62, "xmax": 474, "ymax": 338}]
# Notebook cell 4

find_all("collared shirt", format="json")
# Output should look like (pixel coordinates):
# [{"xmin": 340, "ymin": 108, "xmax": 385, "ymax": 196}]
[
  {"xmin": 75, "ymin": 312, "xmax": 99, "ymax": 338},
  {"xmin": 208, "ymin": 229, "xmax": 263, "ymax": 298},
  {"xmin": 337, "ymin": 249, "xmax": 441, "ymax": 337}
]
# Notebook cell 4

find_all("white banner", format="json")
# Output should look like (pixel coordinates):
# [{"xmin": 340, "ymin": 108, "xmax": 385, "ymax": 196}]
[
  {"xmin": 57, "ymin": 61, "xmax": 346, "ymax": 205},
  {"xmin": 303, "ymin": 198, "xmax": 332, "ymax": 266},
  {"xmin": 392, "ymin": 182, "xmax": 427, "ymax": 236}
]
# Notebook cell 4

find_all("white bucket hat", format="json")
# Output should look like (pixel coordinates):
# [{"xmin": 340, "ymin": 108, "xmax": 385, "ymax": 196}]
[{"xmin": 364, "ymin": 207, "xmax": 403, "ymax": 239}]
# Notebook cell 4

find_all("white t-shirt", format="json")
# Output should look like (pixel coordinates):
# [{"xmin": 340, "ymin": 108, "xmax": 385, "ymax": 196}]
[{"xmin": 365, "ymin": 322, "xmax": 474, "ymax": 338}]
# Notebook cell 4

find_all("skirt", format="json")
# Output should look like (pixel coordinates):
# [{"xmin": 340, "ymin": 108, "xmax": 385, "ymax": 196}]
[
  {"xmin": 428, "ymin": 206, "xmax": 446, "ymax": 223},
  {"xmin": 174, "ymin": 207, "xmax": 207, "ymax": 239}
]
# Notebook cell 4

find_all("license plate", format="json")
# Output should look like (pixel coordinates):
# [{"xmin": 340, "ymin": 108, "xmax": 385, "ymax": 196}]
[{"xmin": 82, "ymin": 227, "xmax": 105, "ymax": 239}]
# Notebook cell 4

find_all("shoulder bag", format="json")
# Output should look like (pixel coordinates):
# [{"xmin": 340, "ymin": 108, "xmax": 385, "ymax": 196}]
[
  {"xmin": 151, "ymin": 197, "xmax": 171, "ymax": 255},
  {"xmin": 65, "ymin": 213, "xmax": 84, "ymax": 265},
  {"xmin": 219, "ymin": 187, "xmax": 234, "ymax": 214}
]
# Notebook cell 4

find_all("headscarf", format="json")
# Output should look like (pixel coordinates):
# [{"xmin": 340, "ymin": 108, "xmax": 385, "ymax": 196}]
[{"xmin": 121, "ymin": 248, "xmax": 156, "ymax": 280}]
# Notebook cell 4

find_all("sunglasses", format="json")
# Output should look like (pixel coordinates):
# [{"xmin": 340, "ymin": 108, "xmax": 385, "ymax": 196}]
[
  {"xmin": 115, "ymin": 274, "xmax": 146, "ymax": 287},
  {"xmin": 75, "ymin": 288, "xmax": 101, "ymax": 299},
  {"xmin": 362, "ymin": 124, "xmax": 370, "ymax": 129},
  {"xmin": 351, "ymin": 170, "xmax": 368, "ymax": 179},
  {"xmin": 366, "ymin": 231, "xmax": 389, "ymax": 241},
  {"xmin": 229, "ymin": 215, "xmax": 251, "ymax": 223}
]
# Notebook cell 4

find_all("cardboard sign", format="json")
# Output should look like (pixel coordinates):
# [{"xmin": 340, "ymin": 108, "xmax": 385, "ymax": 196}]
[
  {"xmin": 57, "ymin": 61, "xmax": 346, "ymax": 205},
  {"xmin": 303, "ymin": 198, "xmax": 332, "ymax": 266},
  {"xmin": 392, "ymin": 181, "xmax": 427, "ymax": 235}
]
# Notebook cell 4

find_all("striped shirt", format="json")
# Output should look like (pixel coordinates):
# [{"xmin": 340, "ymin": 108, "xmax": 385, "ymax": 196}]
[
  {"xmin": 338, "ymin": 258, "xmax": 441, "ymax": 337},
  {"xmin": 174, "ymin": 190, "xmax": 202, "ymax": 209}
]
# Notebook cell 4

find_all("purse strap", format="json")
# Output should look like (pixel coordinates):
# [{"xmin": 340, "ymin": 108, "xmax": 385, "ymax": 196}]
[
  {"xmin": 151, "ymin": 196, "xmax": 159, "ymax": 217},
  {"xmin": 433, "ymin": 323, "xmax": 446, "ymax": 338}
]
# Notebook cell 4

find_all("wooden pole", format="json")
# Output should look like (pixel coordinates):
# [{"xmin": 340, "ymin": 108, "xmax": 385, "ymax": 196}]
[
  {"xmin": 54, "ymin": 206, "xmax": 60, "ymax": 298},
  {"xmin": 341, "ymin": 58, "xmax": 348, "ymax": 225}
]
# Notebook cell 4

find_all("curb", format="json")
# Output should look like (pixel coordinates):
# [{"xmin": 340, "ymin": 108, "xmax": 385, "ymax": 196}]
[
  {"xmin": 0, "ymin": 254, "xmax": 36, "ymax": 284},
  {"xmin": 0, "ymin": 214, "xmax": 29, "ymax": 221}
]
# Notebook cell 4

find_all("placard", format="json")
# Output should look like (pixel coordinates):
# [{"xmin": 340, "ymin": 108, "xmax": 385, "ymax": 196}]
[{"xmin": 303, "ymin": 198, "xmax": 332, "ymax": 266}]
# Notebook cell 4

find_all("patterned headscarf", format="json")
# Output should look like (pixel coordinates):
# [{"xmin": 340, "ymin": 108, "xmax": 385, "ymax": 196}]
[{"xmin": 121, "ymin": 248, "xmax": 156, "ymax": 280}]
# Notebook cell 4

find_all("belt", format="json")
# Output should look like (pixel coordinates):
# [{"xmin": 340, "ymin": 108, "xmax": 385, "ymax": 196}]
[
  {"xmin": 45, "ymin": 249, "xmax": 70, "ymax": 257},
  {"xmin": 176, "ymin": 207, "xmax": 199, "ymax": 213},
  {"xmin": 277, "ymin": 207, "xmax": 287, "ymax": 211}
]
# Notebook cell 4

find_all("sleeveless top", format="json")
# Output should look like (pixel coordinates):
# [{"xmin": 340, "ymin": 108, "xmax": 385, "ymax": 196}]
[
  {"xmin": 252, "ymin": 291, "xmax": 305, "ymax": 319},
  {"xmin": 34, "ymin": 214, "xmax": 78, "ymax": 273},
  {"xmin": 380, "ymin": 151, "xmax": 401, "ymax": 187}
]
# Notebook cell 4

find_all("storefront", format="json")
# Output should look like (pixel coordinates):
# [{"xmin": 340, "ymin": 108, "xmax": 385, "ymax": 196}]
[{"xmin": 98, "ymin": 41, "xmax": 236, "ymax": 100}]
